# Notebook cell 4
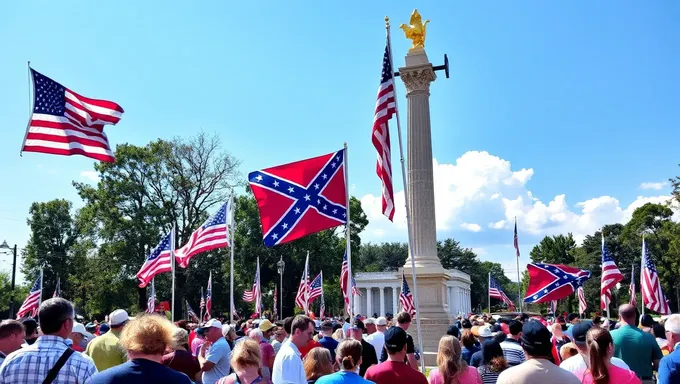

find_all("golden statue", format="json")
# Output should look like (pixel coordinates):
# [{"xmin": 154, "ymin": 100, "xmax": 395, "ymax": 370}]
[{"xmin": 399, "ymin": 9, "xmax": 430, "ymax": 51}]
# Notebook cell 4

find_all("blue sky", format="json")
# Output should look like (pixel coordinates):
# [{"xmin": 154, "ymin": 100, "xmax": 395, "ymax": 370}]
[{"xmin": 1, "ymin": 1, "xmax": 679, "ymax": 282}]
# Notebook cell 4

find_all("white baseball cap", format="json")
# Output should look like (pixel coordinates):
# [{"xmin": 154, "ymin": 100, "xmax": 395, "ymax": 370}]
[
  {"xmin": 376, "ymin": 317, "xmax": 388, "ymax": 326},
  {"xmin": 201, "ymin": 319, "xmax": 222, "ymax": 329},
  {"xmin": 364, "ymin": 318, "xmax": 376, "ymax": 325},
  {"xmin": 478, "ymin": 324, "xmax": 496, "ymax": 338},
  {"xmin": 72, "ymin": 322, "xmax": 94, "ymax": 340},
  {"xmin": 109, "ymin": 309, "xmax": 129, "ymax": 326}
]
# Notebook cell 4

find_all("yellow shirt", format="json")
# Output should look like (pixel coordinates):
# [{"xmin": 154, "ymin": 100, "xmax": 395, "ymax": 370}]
[{"xmin": 85, "ymin": 328, "xmax": 127, "ymax": 371}]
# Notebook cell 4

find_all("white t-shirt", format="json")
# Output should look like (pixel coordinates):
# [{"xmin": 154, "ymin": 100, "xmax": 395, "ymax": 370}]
[
  {"xmin": 272, "ymin": 340, "xmax": 306, "ymax": 384},
  {"xmin": 559, "ymin": 353, "xmax": 630, "ymax": 374},
  {"xmin": 365, "ymin": 332, "xmax": 385, "ymax": 361}
]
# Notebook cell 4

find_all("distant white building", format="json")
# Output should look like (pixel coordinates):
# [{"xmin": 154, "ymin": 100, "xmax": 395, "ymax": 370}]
[{"xmin": 354, "ymin": 269, "xmax": 472, "ymax": 317}]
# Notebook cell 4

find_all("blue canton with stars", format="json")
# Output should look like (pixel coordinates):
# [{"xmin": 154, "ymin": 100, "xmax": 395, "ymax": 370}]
[
  {"xmin": 602, "ymin": 243, "xmax": 615, "ymax": 263},
  {"xmin": 523, "ymin": 263, "xmax": 591, "ymax": 304},
  {"xmin": 401, "ymin": 274, "xmax": 411, "ymax": 296},
  {"xmin": 29, "ymin": 274, "xmax": 42, "ymax": 293},
  {"xmin": 31, "ymin": 69, "xmax": 67, "ymax": 116},
  {"xmin": 248, "ymin": 149, "xmax": 347, "ymax": 247},
  {"xmin": 203, "ymin": 201, "xmax": 228, "ymax": 228},
  {"xmin": 643, "ymin": 245, "xmax": 658, "ymax": 273},
  {"xmin": 309, "ymin": 274, "xmax": 322, "ymax": 290},
  {"xmin": 147, "ymin": 231, "xmax": 173, "ymax": 261}
]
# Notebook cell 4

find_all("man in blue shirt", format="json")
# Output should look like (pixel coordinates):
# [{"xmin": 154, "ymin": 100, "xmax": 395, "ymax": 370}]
[
  {"xmin": 658, "ymin": 314, "xmax": 680, "ymax": 384},
  {"xmin": 318, "ymin": 321, "xmax": 339, "ymax": 361},
  {"xmin": 198, "ymin": 319, "xmax": 232, "ymax": 384}
]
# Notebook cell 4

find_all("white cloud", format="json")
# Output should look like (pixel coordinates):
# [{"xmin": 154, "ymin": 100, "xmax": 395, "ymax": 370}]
[
  {"xmin": 640, "ymin": 181, "xmax": 667, "ymax": 190},
  {"xmin": 80, "ymin": 171, "xmax": 100, "ymax": 182},
  {"xmin": 360, "ymin": 150, "xmax": 679, "ymax": 244},
  {"xmin": 460, "ymin": 223, "xmax": 482, "ymax": 232}
]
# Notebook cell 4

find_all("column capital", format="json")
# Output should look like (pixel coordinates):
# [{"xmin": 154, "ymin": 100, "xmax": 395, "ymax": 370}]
[{"xmin": 399, "ymin": 64, "xmax": 436, "ymax": 95}]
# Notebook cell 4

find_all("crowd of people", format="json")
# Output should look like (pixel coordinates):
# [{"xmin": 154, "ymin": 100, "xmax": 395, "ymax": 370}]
[{"xmin": 0, "ymin": 298, "xmax": 679, "ymax": 384}]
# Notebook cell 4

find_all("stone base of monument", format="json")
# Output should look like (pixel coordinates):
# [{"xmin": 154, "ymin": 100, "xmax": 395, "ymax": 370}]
[{"xmin": 401, "ymin": 266, "xmax": 453, "ymax": 367}]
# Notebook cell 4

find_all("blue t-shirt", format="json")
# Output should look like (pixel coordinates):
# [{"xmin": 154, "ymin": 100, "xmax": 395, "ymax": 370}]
[
  {"xmin": 316, "ymin": 370, "xmax": 374, "ymax": 384},
  {"xmin": 90, "ymin": 358, "xmax": 192, "ymax": 384},
  {"xmin": 203, "ymin": 337, "xmax": 232, "ymax": 384},
  {"xmin": 318, "ymin": 336, "xmax": 339, "ymax": 361}
]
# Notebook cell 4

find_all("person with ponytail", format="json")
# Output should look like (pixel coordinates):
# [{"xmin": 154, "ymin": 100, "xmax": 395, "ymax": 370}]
[
  {"xmin": 477, "ymin": 339, "xmax": 508, "ymax": 384},
  {"xmin": 578, "ymin": 327, "xmax": 640, "ymax": 384},
  {"xmin": 428, "ymin": 335, "xmax": 481, "ymax": 384},
  {"xmin": 315, "ymin": 339, "xmax": 373, "ymax": 384}
]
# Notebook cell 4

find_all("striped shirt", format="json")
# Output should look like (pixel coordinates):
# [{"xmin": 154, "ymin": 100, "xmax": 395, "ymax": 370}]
[
  {"xmin": 0, "ymin": 335, "xmax": 97, "ymax": 384},
  {"xmin": 500, "ymin": 338, "xmax": 526, "ymax": 367},
  {"xmin": 478, "ymin": 365, "xmax": 502, "ymax": 384}
]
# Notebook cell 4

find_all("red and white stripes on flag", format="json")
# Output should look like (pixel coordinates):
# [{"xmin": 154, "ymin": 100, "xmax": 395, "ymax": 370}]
[
  {"xmin": 371, "ymin": 38, "xmax": 396, "ymax": 221},
  {"xmin": 136, "ymin": 229, "xmax": 174, "ymax": 288},
  {"xmin": 242, "ymin": 258, "xmax": 261, "ymax": 315},
  {"xmin": 295, "ymin": 253, "xmax": 310, "ymax": 311},
  {"xmin": 146, "ymin": 279, "xmax": 156, "ymax": 313},
  {"xmin": 176, "ymin": 199, "xmax": 231, "ymax": 268},
  {"xmin": 17, "ymin": 272, "xmax": 43, "ymax": 319},
  {"xmin": 399, "ymin": 272, "xmax": 416, "ymax": 317},
  {"xmin": 641, "ymin": 238, "xmax": 671, "ymax": 315},
  {"xmin": 340, "ymin": 250, "xmax": 360, "ymax": 316},
  {"xmin": 601, "ymin": 234, "xmax": 624, "ymax": 309},
  {"xmin": 22, "ymin": 69, "xmax": 123, "ymax": 162},
  {"xmin": 630, "ymin": 264, "xmax": 637, "ymax": 308},
  {"xmin": 577, "ymin": 286, "xmax": 587, "ymax": 315}
]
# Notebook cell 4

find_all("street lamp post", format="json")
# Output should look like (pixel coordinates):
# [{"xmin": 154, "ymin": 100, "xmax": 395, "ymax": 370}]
[
  {"xmin": 0, "ymin": 241, "xmax": 18, "ymax": 319},
  {"xmin": 276, "ymin": 256, "xmax": 285, "ymax": 319}
]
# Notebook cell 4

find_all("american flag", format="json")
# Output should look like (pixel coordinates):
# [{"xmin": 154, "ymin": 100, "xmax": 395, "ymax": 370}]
[
  {"xmin": 200, "ymin": 287, "xmax": 205, "ymax": 310},
  {"xmin": 136, "ymin": 229, "xmax": 174, "ymax": 288},
  {"xmin": 341, "ymin": 250, "xmax": 360, "ymax": 316},
  {"xmin": 146, "ymin": 279, "xmax": 156, "ymax": 313},
  {"xmin": 17, "ymin": 272, "xmax": 42, "ymax": 319},
  {"xmin": 489, "ymin": 275, "xmax": 514, "ymax": 309},
  {"xmin": 629, "ymin": 264, "xmax": 637, "ymax": 307},
  {"xmin": 205, "ymin": 272, "xmax": 213, "ymax": 320},
  {"xmin": 578, "ymin": 286, "xmax": 587, "ymax": 314},
  {"xmin": 248, "ymin": 149, "xmax": 348, "ymax": 247},
  {"xmin": 514, "ymin": 218, "xmax": 520, "ymax": 258},
  {"xmin": 308, "ymin": 272, "xmax": 323, "ymax": 303},
  {"xmin": 176, "ymin": 200, "xmax": 231, "ymax": 268},
  {"xmin": 52, "ymin": 277, "xmax": 60, "ymax": 298},
  {"xmin": 22, "ymin": 69, "xmax": 123, "ymax": 162},
  {"xmin": 295, "ymin": 254, "xmax": 310, "ymax": 310},
  {"xmin": 187, "ymin": 300, "xmax": 199, "ymax": 322},
  {"xmin": 243, "ymin": 258, "xmax": 262, "ymax": 315},
  {"xmin": 524, "ymin": 263, "xmax": 592, "ymax": 303},
  {"xmin": 320, "ymin": 291, "xmax": 326, "ymax": 319},
  {"xmin": 399, "ymin": 272, "xmax": 416, "ymax": 317},
  {"xmin": 371, "ymin": 38, "xmax": 396, "ymax": 221},
  {"xmin": 273, "ymin": 287, "xmax": 278, "ymax": 320},
  {"xmin": 601, "ymin": 234, "xmax": 624, "ymax": 309},
  {"xmin": 641, "ymin": 238, "xmax": 670, "ymax": 315}
]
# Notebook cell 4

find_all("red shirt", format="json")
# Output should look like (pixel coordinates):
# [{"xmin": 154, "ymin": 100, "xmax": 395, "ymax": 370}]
[
  {"xmin": 298, "ymin": 339, "xmax": 321, "ymax": 359},
  {"xmin": 188, "ymin": 329, "xmax": 196, "ymax": 348},
  {"xmin": 364, "ymin": 360, "xmax": 428, "ymax": 384}
]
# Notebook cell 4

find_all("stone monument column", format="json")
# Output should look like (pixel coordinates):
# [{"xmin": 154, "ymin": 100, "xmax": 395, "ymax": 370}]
[{"xmin": 397, "ymin": 9, "xmax": 453, "ymax": 367}]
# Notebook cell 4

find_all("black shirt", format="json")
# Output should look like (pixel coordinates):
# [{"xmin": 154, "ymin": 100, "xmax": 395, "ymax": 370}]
[
  {"xmin": 379, "ymin": 332, "xmax": 415, "ymax": 363},
  {"xmin": 360, "ymin": 339, "xmax": 378, "ymax": 377}
]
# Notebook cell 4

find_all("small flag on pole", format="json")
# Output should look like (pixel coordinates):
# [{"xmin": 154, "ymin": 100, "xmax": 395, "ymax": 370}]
[
  {"xmin": 601, "ymin": 234, "xmax": 624, "ymax": 310},
  {"xmin": 641, "ymin": 238, "xmax": 670, "ymax": 315},
  {"xmin": 204, "ymin": 272, "xmax": 213, "ymax": 320},
  {"xmin": 629, "ymin": 264, "xmax": 637, "ymax": 307},
  {"xmin": 17, "ymin": 272, "xmax": 42, "ymax": 319},
  {"xmin": 308, "ymin": 272, "xmax": 323, "ymax": 304},
  {"xmin": 578, "ymin": 286, "xmax": 587, "ymax": 315},
  {"xmin": 52, "ymin": 277, "xmax": 61, "ymax": 298},
  {"xmin": 399, "ymin": 272, "xmax": 416, "ymax": 317},
  {"xmin": 146, "ymin": 279, "xmax": 156, "ymax": 313}
]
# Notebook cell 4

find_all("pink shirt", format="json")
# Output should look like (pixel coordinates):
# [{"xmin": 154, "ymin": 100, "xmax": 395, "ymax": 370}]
[
  {"xmin": 428, "ymin": 366, "xmax": 482, "ymax": 384},
  {"xmin": 574, "ymin": 364, "xmax": 641, "ymax": 384}
]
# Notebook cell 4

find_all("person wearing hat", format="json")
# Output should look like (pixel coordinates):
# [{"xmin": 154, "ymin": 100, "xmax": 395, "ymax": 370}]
[
  {"xmin": 70, "ymin": 322, "xmax": 94, "ymax": 352},
  {"xmin": 86, "ymin": 309, "xmax": 130, "ymax": 371},
  {"xmin": 364, "ymin": 326, "xmax": 428, "ymax": 384},
  {"xmin": 318, "ymin": 321, "xmax": 340, "ymax": 361},
  {"xmin": 365, "ymin": 317, "xmax": 387, "ymax": 363},
  {"xmin": 559, "ymin": 321, "xmax": 629, "ymax": 374},
  {"xmin": 349, "ymin": 320, "xmax": 378, "ymax": 376},
  {"xmin": 497, "ymin": 321, "xmax": 579, "ymax": 384},
  {"xmin": 197, "ymin": 319, "xmax": 232, "ymax": 384},
  {"xmin": 469, "ymin": 324, "xmax": 497, "ymax": 367}
]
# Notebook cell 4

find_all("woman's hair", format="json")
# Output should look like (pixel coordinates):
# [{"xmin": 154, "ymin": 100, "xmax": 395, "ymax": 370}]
[
  {"xmin": 461, "ymin": 329, "xmax": 476, "ymax": 349},
  {"xmin": 640, "ymin": 314, "xmax": 656, "ymax": 328},
  {"xmin": 336, "ymin": 339, "xmax": 362, "ymax": 371},
  {"xmin": 437, "ymin": 335, "xmax": 467, "ymax": 384},
  {"xmin": 481, "ymin": 339, "xmax": 507, "ymax": 373},
  {"xmin": 230, "ymin": 339, "xmax": 261, "ymax": 371},
  {"xmin": 586, "ymin": 327, "xmax": 613, "ymax": 384},
  {"xmin": 653, "ymin": 323, "xmax": 666, "ymax": 339},
  {"xmin": 119, "ymin": 313, "xmax": 175, "ymax": 355},
  {"xmin": 304, "ymin": 347, "xmax": 334, "ymax": 381},
  {"xmin": 332, "ymin": 328, "xmax": 345, "ymax": 341},
  {"xmin": 172, "ymin": 327, "xmax": 189, "ymax": 350},
  {"xmin": 559, "ymin": 342, "xmax": 578, "ymax": 361}
]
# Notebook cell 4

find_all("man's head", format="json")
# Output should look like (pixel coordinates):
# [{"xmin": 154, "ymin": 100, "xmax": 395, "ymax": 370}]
[
  {"xmin": 567, "ymin": 313, "xmax": 580, "ymax": 324},
  {"xmin": 321, "ymin": 321, "xmax": 334, "ymax": 336},
  {"xmin": 664, "ymin": 314, "xmax": 680, "ymax": 350},
  {"xmin": 477, "ymin": 324, "xmax": 495, "ymax": 343},
  {"xmin": 396, "ymin": 312, "xmax": 412, "ymax": 331},
  {"xmin": 248, "ymin": 328, "xmax": 263, "ymax": 343},
  {"xmin": 446, "ymin": 325, "xmax": 460, "ymax": 338},
  {"xmin": 199, "ymin": 319, "xmax": 224, "ymax": 342},
  {"xmin": 71, "ymin": 322, "xmax": 93, "ymax": 345},
  {"xmin": 508, "ymin": 320, "xmax": 523, "ymax": 340},
  {"xmin": 109, "ymin": 309, "xmax": 130, "ymax": 329},
  {"xmin": 259, "ymin": 319, "xmax": 275, "ymax": 339},
  {"xmin": 350, "ymin": 320, "xmax": 366, "ymax": 340},
  {"xmin": 38, "ymin": 298, "xmax": 75, "ymax": 339},
  {"xmin": 283, "ymin": 316, "xmax": 294, "ymax": 336},
  {"xmin": 22, "ymin": 318, "xmax": 39, "ymax": 341},
  {"xmin": 520, "ymin": 321, "xmax": 552, "ymax": 359},
  {"xmin": 384, "ymin": 325, "xmax": 408, "ymax": 360},
  {"xmin": 290, "ymin": 315, "xmax": 314, "ymax": 349},
  {"xmin": 570, "ymin": 321, "xmax": 593, "ymax": 353},
  {"xmin": 0, "ymin": 320, "xmax": 25, "ymax": 354},
  {"xmin": 376, "ymin": 317, "xmax": 388, "ymax": 333},
  {"xmin": 618, "ymin": 304, "xmax": 637, "ymax": 326},
  {"xmin": 364, "ymin": 318, "xmax": 377, "ymax": 335}
]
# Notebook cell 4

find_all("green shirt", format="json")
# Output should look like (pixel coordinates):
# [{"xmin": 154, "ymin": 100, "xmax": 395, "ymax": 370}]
[
  {"xmin": 611, "ymin": 324, "xmax": 662, "ymax": 378},
  {"xmin": 85, "ymin": 328, "xmax": 128, "ymax": 371}
]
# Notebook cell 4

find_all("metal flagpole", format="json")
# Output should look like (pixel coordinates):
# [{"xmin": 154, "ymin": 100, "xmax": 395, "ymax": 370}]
[
  {"xmin": 385, "ymin": 17, "xmax": 424, "ymax": 372},
  {"xmin": 229, "ymin": 191, "xmax": 235, "ymax": 324},
  {"xmin": 20, "ymin": 61, "xmax": 34, "ymax": 156},
  {"xmin": 488, "ymin": 272, "xmax": 491, "ymax": 314},
  {"xmin": 171, "ymin": 223, "xmax": 176, "ymax": 322},
  {"xmin": 304, "ymin": 251, "xmax": 310, "ymax": 316},
  {"xmin": 641, "ymin": 236, "xmax": 645, "ymax": 316},
  {"xmin": 344, "ymin": 143, "xmax": 353, "ymax": 327},
  {"xmin": 515, "ymin": 218, "xmax": 522, "ymax": 313},
  {"xmin": 200, "ymin": 287, "xmax": 204, "ymax": 323}
]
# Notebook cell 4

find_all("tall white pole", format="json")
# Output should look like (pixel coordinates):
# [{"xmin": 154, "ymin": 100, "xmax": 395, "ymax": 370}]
[
  {"xmin": 343, "ymin": 143, "xmax": 353, "ymax": 326},
  {"xmin": 641, "ymin": 236, "xmax": 646, "ymax": 316},
  {"xmin": 171, "ymin": 223, "xmax": 176, "ymax": 322},
  {"xmin": 20, "ymin": 61, "xmax": 34, "ymax": 156},
  {"xmin": 385, "ymin": 18, "xmax": 424, "ymax": 372},
  {"xmin": 488, "ymin": 272, "xmax": 491, "ymax": 314},
  {"xmin": 515, "ymin": 218, "xmax": 522, "ymax": 313},
  {"xmin": 229, "ymin": 192, "xmax": 235, "ymax": 324}
]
